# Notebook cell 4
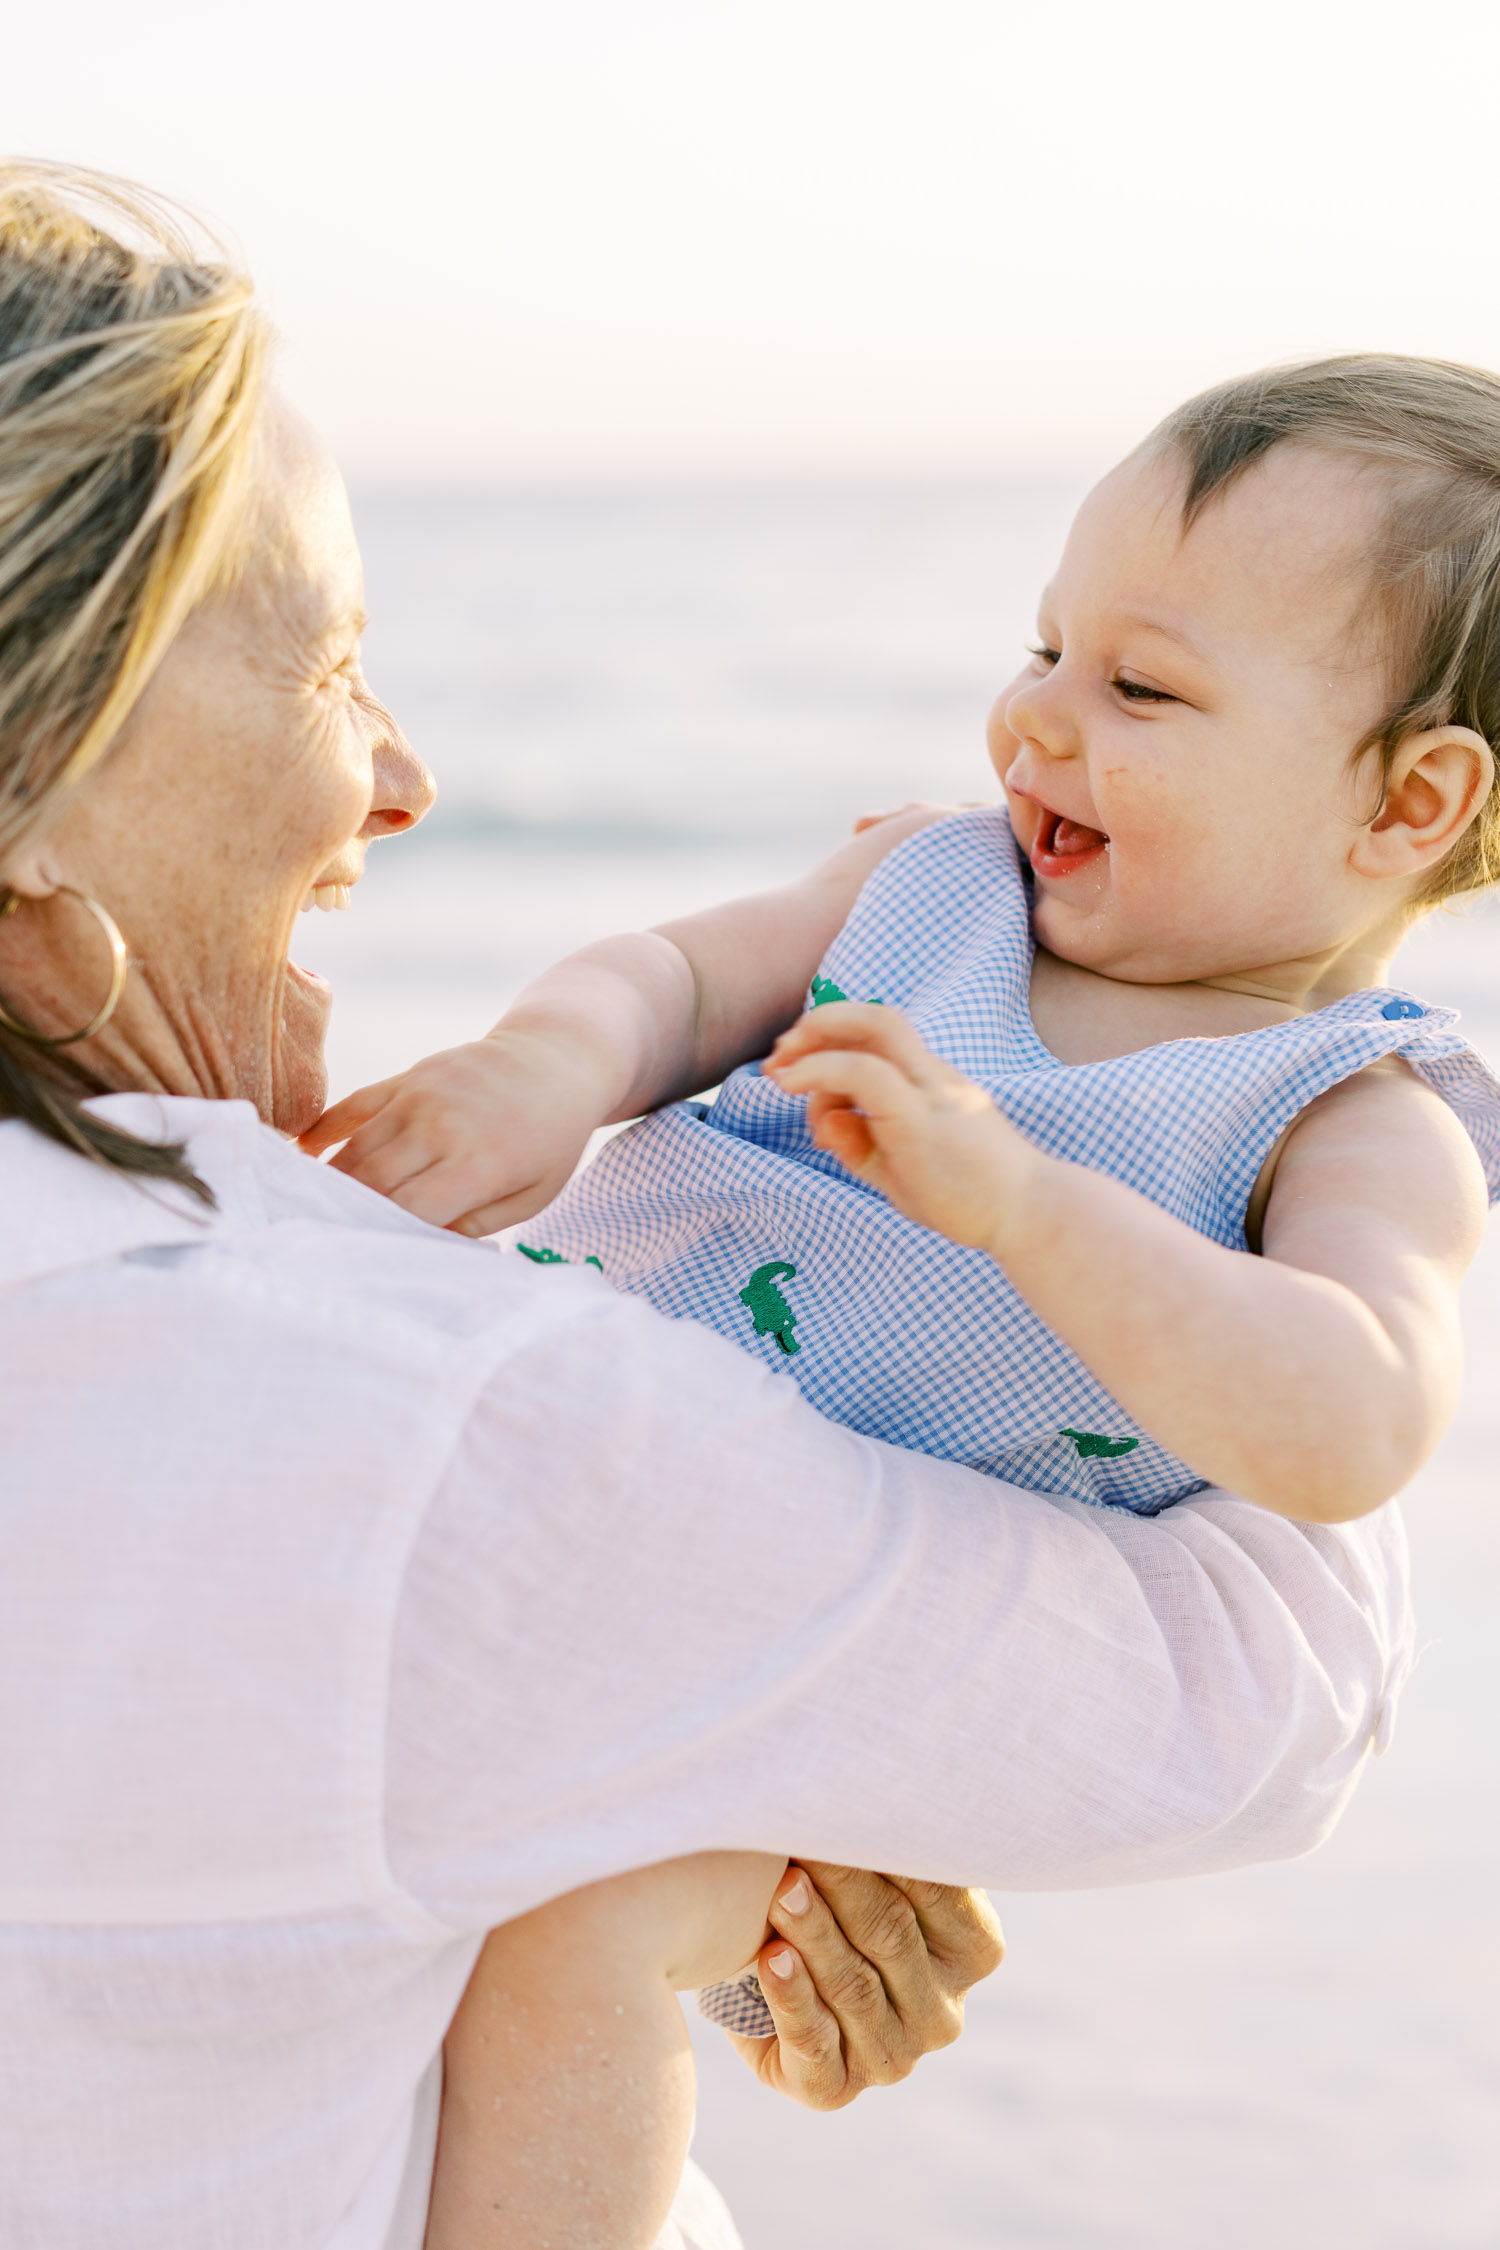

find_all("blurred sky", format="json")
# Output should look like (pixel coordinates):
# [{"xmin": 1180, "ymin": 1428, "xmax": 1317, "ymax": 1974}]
[{"xmin": 5, "ymin": 0, "xmax": 1500, "ymax": 481}]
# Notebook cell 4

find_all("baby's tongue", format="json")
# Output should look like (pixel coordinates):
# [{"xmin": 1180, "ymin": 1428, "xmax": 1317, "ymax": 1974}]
[{"xmin": 1054, "ymin": 816, "xmax": 1107, "ymax": 854}]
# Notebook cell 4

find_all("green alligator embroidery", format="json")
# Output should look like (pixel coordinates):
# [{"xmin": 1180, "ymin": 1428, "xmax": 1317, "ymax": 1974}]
[
  {"xmin": 1060, "ymin": 1427, "xmax": 1139, "ymax": 1461},
  {"xmin": 810, "ymin": 975, "xmax": 884, "ymax": 1008},
  {"xmin": 518, "ymin": 1243, "xmax": 603, "ymax": 1272},
  {"xmin": 739, "ymin": 1260, "xmax": 801, "ymax": 1355}
]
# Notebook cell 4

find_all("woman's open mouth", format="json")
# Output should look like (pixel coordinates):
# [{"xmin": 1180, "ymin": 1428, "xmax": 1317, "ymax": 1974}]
[
  {"xmin": 1029, "ymin": 806, "xmax": 1109, "ymax": 879},
  {"xmin": 285, "ymin": 864, "xmax": 358, "ymax": 1016},
  {"xmin": 284, "ymin": 957, "xmax": 332, "ymax": 999}
]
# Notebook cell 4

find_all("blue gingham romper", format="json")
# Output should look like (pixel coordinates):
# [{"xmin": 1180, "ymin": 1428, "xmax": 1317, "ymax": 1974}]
[
  {"xmin": 535, "ymin": 804, "xmax": 1500, "ymax": 2036},
  {"xmin": 535, "ymin": 805, "xmax": 1500, "ymax": 1515}
]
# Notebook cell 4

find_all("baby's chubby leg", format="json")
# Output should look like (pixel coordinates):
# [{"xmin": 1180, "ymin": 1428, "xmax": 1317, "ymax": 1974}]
[{"xmin": 426, "ymin": 1849, "xmax": 787, "ymax": 2250}]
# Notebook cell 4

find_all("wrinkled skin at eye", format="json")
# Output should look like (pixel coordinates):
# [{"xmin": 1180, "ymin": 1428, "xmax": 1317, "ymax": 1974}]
[{"xmin": 0, "ymin": 398, "xmax": 434, "ymax": 1133}]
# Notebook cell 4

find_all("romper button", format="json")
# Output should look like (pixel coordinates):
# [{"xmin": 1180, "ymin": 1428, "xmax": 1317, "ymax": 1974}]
[{"xmin": 1380, "ymin": 998, "xmax": 1424, "ymax": 1020}]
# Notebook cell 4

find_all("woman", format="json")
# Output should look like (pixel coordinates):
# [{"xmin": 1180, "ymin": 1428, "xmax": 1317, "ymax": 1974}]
[{"xmin": 0, "ymin": 164, "xmax": 1410, "ymax": 2250}]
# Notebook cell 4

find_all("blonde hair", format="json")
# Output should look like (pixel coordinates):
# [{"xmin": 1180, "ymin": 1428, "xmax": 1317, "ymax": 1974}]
[
  {"xmin": 0, "ymin": 159, "xmax": 268, "ymax": 1191},
  {"xmin": 1152, "ymin": 354, "xmax": 1500, "ymax": 906}
]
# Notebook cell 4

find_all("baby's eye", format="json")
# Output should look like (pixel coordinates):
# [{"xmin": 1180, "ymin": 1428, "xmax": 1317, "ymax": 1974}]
[
  {"xmin": 1026, "ymin": 643, "xmax": 1060, "ymax": 667},
  {"xmin": 1114, "ymin": 676, "xmax": 1176, "ymax": 704}
]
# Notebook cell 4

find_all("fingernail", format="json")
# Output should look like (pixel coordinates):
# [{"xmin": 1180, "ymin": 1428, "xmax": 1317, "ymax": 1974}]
[
  {"xmin": 777, "ymin": 1878, "xmax": 810, "ymax": 1915},
  {"xmin": 766, "ymin": 1948, "xmax": 798, "ymax": 1980}
]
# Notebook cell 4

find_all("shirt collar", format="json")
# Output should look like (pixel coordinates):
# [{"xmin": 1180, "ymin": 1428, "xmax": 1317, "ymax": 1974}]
[{"xmin": 0, "ymin": 1094, "xmax": 254, "ymax": 1293}]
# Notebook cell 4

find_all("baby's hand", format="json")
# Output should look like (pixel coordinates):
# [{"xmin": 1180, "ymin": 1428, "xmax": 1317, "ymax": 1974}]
[
  {"xmin": 299, "ymin": 1027, "xmax": 609, "ymax": 1237},
  {"xmin": 764, "ymin": 1003, "xmax": 1034, "ymax": 1255}
]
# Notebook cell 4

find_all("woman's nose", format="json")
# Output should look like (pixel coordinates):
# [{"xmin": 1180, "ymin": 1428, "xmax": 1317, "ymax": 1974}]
[{"xmin": 359, "ymin": 689, "xmax": 436, "ymax": 838}]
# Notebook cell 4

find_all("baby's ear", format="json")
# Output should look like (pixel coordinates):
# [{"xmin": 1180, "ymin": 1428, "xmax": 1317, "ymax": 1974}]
[{"xmin": 1352, "ymin": 723, "xmax": 1496, "ymax": 881}]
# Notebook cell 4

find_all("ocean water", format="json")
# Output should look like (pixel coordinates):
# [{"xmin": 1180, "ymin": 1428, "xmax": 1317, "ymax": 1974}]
[{"xmin": 296, "ymin": 484, "xmax": 1500, "ymax": 2250}]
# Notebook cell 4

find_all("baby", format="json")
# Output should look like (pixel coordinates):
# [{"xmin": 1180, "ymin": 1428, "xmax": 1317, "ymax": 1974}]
[{"xmin": 307, "ymin": 355, "xmax": 1500, "ymax": 2245}]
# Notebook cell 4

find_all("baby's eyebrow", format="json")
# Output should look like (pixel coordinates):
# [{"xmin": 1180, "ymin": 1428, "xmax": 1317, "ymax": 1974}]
[{"xmin": 1111, "ymin": 607, "xmax": 1210, "ymax": 664}]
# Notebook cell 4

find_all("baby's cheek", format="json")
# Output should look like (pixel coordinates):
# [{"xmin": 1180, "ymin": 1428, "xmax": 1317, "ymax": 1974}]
[
  {"xmin": 985, "ymin": 698, "xmax": 1022, "ymax": 783},
  {"xmin": 995, "ymin": 760, "xmax": 1038, "ymax": 854},
  {"xmin": 1107, "ymin": 781, "xmax": 1204, "ymax": 884}
]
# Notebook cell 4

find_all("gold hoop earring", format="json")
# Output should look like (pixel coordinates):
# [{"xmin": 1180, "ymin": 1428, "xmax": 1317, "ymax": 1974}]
[{"xmin": 0, "ymin": 886, "xmax": 129, "ymax": 1047}]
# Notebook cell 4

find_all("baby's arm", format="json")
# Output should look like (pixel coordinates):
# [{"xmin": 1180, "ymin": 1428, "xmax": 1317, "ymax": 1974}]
[
  {"xmin": 427, "ymin": 1850, "xmax": 786, "ymax": 2250},
  {"xmin": 767, "ymin": 1005, "xmax": 1488, "ymax": 1523},
  {"xmin": 429, "ymin": 1856, "xmax": 1004, "ymax": 2250},
  {"xmin": 301, "ymin": 804, "xmax": 947, "ymax": 1234}
]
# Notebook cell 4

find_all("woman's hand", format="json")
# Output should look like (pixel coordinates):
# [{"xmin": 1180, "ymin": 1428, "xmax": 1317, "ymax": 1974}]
[
  {"xmin": 736, "ymin": 1863, "xmax": 1004, "ymax": 2109},
  {"xmin": 764, "ymin": 1001, "xmax": 1039, "ymax": 1257},
  {"xmin": 298, "ymin": 1025, "xmax": 609, "ymax": 1237},
  {"xmin": 850, "ymin": 798, "xmax": 985, "ymax": 836}
]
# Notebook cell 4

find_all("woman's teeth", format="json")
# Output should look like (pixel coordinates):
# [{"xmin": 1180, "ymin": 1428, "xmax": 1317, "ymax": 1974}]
[{"xmin": 299, "ymin": 884, "xmax": 352, "ymax": 914}]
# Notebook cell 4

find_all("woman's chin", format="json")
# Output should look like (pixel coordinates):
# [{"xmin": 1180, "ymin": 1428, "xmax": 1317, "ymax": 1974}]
[{"xmin": 274, "ymin": 958, "xmax": 334, "ymax": 1137}]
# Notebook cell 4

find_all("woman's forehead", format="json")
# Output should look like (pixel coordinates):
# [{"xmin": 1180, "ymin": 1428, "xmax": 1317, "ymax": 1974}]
[{"xmin": 246, "ymin": 398, "xmax": 363, "ymax": 630}]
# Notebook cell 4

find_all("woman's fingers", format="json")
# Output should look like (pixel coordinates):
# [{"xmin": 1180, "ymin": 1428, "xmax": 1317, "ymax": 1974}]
[
  {"xmin": 732, "ymin": 1865, "xmax": 1005, "ymax": 2113},
  {"xmin": 731, "ymin": 1934, "xmax": 851, "ymax": 2108},
  {"xmin": 766, "ymin": 1867, "xmax": 909, "ymax": 2090},
  {"xmin": 850, "ymin": 801, "xmax": 930, "ymax": 835},
  {"xmin": 850, "ymin": 798, "xmax": 971, "ymax": 835},
  {"xmin": 886, "ymin": 1876, "xmax": 1006, "ymax": 1993},
  {"xmin": 791, "ymin": 1863, "xmax": 957, "ymax": 2062}
]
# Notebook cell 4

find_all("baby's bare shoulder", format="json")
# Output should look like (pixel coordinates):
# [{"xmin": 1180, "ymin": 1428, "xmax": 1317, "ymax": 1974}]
[
  {"xmin": 1266, "ymin": 1057, "xmax": 1489, "ymax": 1259},
  {"xmin": 1290, "ymin": 1052, "xmax": 1471, "ymax": 1142}
]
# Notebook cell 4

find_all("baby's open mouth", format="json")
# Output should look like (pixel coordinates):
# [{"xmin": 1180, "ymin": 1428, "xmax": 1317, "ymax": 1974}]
[{"xmin": 1032, "ymin": 807, "xmax": 1109, "ymax": 871}]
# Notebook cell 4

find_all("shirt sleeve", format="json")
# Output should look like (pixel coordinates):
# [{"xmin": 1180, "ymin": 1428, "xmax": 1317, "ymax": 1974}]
[{"xmin": 385, "ymin": 1284, "xmax": 1413, "ymax": 1931}]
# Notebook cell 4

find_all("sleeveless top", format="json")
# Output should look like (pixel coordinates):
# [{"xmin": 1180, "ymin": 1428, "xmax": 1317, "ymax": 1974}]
[{"xmin": 534, "ymin": 808, "xmax": 1500, "ymax": 1514}]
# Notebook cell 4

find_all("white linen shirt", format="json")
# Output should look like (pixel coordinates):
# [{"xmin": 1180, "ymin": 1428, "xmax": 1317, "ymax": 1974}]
[{"xmin": 0, "ymin": 1095, "xmax": 1413, "ymax": 2250}]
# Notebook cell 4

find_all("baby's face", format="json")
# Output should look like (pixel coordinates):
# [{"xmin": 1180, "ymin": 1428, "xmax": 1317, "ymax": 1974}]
[{"xmin": 988, "ymin": 443, "xmax": 1399, "ymax": 985}]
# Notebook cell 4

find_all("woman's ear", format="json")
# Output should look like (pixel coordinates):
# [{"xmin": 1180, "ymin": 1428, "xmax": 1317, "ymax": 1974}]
[
  {"xmin": 1351, "ymin": 724, "xmax": 1496, "ymax": 882},
  {"xmin": 0, "ymin": 843, "xmax": 63, "ymax": 901}
]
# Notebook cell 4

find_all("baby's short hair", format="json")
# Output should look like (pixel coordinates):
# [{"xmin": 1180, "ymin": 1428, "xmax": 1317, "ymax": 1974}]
[{"xmin": 1153, "ymin": 355, "xmax": 1500, "ymax": 904}]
